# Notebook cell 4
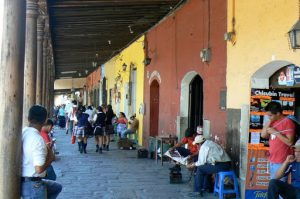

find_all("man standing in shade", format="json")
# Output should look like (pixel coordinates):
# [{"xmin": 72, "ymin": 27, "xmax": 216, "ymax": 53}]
[
  {"xmin": 21, "ymin": 105, "xmax": 62, "ymax": 199},
  {"xmin": 261, "ymin": 101, "xmax": 296, "ymax": 180}
]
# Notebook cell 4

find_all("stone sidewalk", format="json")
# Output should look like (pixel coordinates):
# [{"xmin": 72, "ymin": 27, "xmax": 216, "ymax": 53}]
[{"xmin": 52, "ymin": 128, "xmax": 217, "ymax": 199}]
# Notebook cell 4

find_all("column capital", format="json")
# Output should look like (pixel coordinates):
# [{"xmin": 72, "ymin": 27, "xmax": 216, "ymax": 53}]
[
  {"xmin": 38, "ymin": 0, "xmax": 47, "ymax": 15},
  {"xmin": 26, "ymin": 0, "xmax": 39, "ymax": 18}
]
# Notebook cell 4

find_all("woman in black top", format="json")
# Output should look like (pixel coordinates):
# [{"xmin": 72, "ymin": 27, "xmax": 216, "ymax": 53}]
[
  {"xmin": 104, "ymin": 104, "xmax": 116, "ymax": 151},
  {"xmin": 93, "ymin": 106, "xmax": 106, "ymax": 153}
]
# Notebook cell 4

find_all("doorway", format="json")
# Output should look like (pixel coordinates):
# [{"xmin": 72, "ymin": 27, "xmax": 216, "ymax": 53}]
[
  {"xmin": 150, "ymin": 80, "xmax": 159, "ymax": 137},
  {"xmin": 188, "ymin": 75, "xmax": 203, "ymax": 131}
]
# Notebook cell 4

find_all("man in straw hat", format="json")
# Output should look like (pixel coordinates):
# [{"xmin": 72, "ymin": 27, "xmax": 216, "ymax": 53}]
[
  {"xmin": 187, "ymin": 135, "xmax": 231, "ymax": 197},
  {"xmin": 268, "ymin": 139, "xmax": 300, "ymax": 199}
]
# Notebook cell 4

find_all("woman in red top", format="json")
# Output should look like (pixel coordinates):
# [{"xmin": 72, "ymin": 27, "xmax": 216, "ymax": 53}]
[
  {"xmin": 170, "ymin": 128, "xmax": 199, "ymax": 162},
  {"xmin": 116, "ymin": 112, "xmax": 128, "ymax": 137}
]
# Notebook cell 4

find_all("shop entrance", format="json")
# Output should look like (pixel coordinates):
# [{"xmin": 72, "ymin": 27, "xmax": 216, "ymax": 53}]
[
  {"xmin": 244, "ymin": 61, "xmax": 298, "ymax": 198},
  {"xmin": 150, "ymin": 80, "xmax": 159, "ymax": 137}
]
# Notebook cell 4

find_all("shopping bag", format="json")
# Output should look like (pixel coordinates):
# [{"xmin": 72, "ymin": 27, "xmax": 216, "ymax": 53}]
[{"xmin": 71, "ymin": 133, "xmax": 76, "ymax": 144}]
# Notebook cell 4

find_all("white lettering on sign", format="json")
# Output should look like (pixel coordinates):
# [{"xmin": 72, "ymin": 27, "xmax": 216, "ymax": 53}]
[
  {"xmin": 257, "ymin": 158, "xmax": 268, "ymax": 163},
  {"xmin": 254, "ymin": 191, "xmax": 268, "ymax": 198},
  {"xmin": 256, "ymin": 181, "xmax": 269, "ymax": 186},
  {"xmin": 254, "ymin": 90, "xmax": 277, "ymax": 97},
  {"xmin": 257, "ymin": 164, "xmax": 268, "ymax": 169},
  {"xmin": 256, "ymin": 170, "xmax": 268, "ymax": 174},
  {"xmin": 256, "ymin": 176, "xmax": 270, "ymax": 181}
]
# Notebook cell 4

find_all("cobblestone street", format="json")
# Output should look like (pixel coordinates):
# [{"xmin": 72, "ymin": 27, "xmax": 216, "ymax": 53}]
[{"xmin": 52, "ymin": 128, "xmax": 216, "ymax": 199}]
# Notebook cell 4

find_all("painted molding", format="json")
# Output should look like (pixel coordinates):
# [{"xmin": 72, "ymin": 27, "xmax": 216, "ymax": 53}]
[{"xmin": 149, "ymin": 70, "xmax": 161, "ymax": 85}]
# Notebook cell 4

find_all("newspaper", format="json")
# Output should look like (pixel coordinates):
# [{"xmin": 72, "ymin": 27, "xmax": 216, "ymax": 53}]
[{"xmin": 164, "ymin": 149, "xmax": 189, "ymax": 165}]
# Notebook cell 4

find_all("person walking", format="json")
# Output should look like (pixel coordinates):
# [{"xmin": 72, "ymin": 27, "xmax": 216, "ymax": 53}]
[
  {"xmin": 93, "ymin": 106, "xmax": 106, "ymax": 153},
  {"xmin": 74, "ymin": 106, "xmax": 90, "ymax": 154},
  {"xmin": 104, "ymin": 104, "xmax": 116, "ymax": 151}
]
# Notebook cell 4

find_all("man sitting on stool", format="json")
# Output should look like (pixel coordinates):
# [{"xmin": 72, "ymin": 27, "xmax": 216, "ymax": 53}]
[
  {"xmin": 120, "ymin": 114, "xmax": 139, "ymax": 138},
  {"xmin": 268, "ymin": 139, "xmax": 300, "ymax": 199},
  {"xmin": 187, "ymin": 135, "xmax": 231, "ymax": 197}
]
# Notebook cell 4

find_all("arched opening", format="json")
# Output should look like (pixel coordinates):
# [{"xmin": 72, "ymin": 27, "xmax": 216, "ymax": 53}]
[
  {"xmin": 188, "ymin": 75, "xmax": 204, "ymax": 131},
  {"xmin": 244, "ymin": 60, "xmax": 299, "ymax": 197},
  {"xmin": 179, "ymin": 71, "xmax": 204, "ymax": 138},
  {"xmin": 150, "ymin": 80, "xmax": 160, "ymax": 137}
]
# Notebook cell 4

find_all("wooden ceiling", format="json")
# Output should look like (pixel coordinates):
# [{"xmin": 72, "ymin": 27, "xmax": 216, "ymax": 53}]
[{"xmin": 48, "ymin": 0, "xmax": 186, "ymax": 79}]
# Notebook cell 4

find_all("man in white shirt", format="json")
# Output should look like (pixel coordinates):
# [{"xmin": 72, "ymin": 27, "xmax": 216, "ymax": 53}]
[
  {"xmin": 21, "ymin": 105, "xmax": 62, "ymax": 199},
  {"xmin": 187, "ymin": 135, "xmax": 231, "ymax": 197}
]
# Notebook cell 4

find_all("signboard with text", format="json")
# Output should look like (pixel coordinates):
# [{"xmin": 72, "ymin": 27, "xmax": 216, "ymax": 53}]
[{"xmin": 245, "ymin": 89, "xmax": 295, "ymax": 198}]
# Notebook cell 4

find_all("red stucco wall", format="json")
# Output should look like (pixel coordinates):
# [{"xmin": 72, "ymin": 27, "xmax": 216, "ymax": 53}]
[
  {"xmin": 143, "ymin": 0, "xmax": 227, "ymax": 146},
  {"xmin": 86, "ymin": 67, "xmax": 101, "ymax": 90}
]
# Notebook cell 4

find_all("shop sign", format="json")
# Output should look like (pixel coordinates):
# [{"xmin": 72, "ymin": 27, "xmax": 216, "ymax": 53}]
[
  {"xmin": 294, "ymin": 65, "xmax": 300, "ymax": 84},
  {"xmin": 246, "ymin": 88, "xmax": 295, "ymax": 198},
  {"xmin": 277, "ymin": 65, "xmax": 296, "ymax": 86},
  {"xmin": 245, "ymin": 190, "xmax": 268, "ymax": 199}
]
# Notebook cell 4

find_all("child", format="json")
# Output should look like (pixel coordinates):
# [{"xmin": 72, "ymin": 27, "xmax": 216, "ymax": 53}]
[{"xmin": 40, "ymin": 119, "xmax": 57, "ymax": 181}]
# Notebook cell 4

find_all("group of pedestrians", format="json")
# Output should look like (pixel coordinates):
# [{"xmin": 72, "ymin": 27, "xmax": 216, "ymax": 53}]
[{"xmin": 64, "ymin": 102, "xmax": 118, "ymax": 154}]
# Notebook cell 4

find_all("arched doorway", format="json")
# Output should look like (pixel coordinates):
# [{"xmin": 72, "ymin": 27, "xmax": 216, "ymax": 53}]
[
  {"xmin": 179, "ymin": 71, "xmax": 204, "ymax": 139},
  {"xmin": 188, "ymin": 75, "xmax": 203, "ymax": 131},
  {"xmin": 243, "ymin": 60, "xmax": 297, "ymax": 197},
  {"xmin": 150, "ymin": 80, "xmax": 159, "ymax": 137}
]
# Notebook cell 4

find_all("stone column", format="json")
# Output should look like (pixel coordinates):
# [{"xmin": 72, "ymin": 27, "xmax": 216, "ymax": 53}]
[
  {"xmin": 45, "ymin": 54, "xmax": 50, "ymax": 112},
  {"xmin": 0, "ymin": 1, "xmax": 26, "ymax": 198},
  {"xmin": 42, "ymin": 26, "xmax": 48, "ymax": 106},
  {"xmin": 23, "ymin": 0, "xmax": 39, "ymax": 126},
  {"xmin": 36, "ymin": 17, "xmax": 44, "ymax": 105}
]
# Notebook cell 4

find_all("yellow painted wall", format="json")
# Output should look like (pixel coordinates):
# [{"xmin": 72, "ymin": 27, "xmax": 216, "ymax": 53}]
[
  {"xmin": 104, "ymin": 36, "xmax": 145, "ymax": 145},
  {"xmin": 227, "ymin": 0, "xmax": 299, "ymax": 109}
]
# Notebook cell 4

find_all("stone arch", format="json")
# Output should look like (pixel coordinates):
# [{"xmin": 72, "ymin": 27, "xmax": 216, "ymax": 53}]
[
  {"xmin": 251, "ymin": 60, "xmax": 293, "ymax": 88},
  {"xmin": 178, "ymin": 71, "xmax": 202, "ymax": 138}
]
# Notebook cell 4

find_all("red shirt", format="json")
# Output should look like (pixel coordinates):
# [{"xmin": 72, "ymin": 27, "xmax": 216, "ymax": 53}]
[
  {"xmin": 269, "ymin": 117, "xmax": 295, "ymax": 163},
  {"xmin": 40, "ymin": 130, "xmax": 51, "ymax": 145},
  {"xmin": 182, "ymin": 135, "xmax": 198, "ymax": 155},
  {"xmin": 117, "ymin": 118, "xmax": 127, "ymax": 124}
]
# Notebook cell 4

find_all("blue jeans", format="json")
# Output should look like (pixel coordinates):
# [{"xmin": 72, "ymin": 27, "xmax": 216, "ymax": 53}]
[
  {"xmin": 21, "ymin": 179, "xmax": 62, "ymax": 199},
  {"xmin": 268, "ymin": 179, "xmax": 300, "ymax": 199},
  {"xmin": 270, "ymin": 162, "xmax": 287, "ymax": 182},
  {"xmin": 194, "ymin": 162, "xmax": 231, "ymax": 192},
  {"xmin": 21, "ymin": 180, "xmax": 46, "ymax": 199},
  {"xmin": 43, "ymin": 179, "xmax": 62, "ymax": 199},
  {"xmin": 121, "ymin": 129, "xmax": 134, "ymax": 138},
  {"xmin": 45, "ymin": 165, "xmax": 57, "ymax": 181}
]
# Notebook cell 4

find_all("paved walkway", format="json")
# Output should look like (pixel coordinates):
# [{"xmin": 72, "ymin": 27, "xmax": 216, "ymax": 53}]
[{"xmin": 52, "ymin": 127, "xmax": 217, "ymax": 199}]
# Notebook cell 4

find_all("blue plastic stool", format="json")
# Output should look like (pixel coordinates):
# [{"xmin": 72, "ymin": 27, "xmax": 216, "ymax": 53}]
[{"xmin": 214, "ymin": 171, "xmax": 240, "ymax": 199}]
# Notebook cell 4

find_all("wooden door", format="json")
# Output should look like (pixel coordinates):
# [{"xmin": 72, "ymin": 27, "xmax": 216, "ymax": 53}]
[{"xmin": 150, "ymin": 80, "xmax": 159, "ymax": 137}]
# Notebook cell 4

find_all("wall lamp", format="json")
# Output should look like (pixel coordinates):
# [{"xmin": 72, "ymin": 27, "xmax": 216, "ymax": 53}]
[
  {"xmin": 122, "ymin": 63, "xmax": 127, "ymax": 71},
  {"xmin": 288, "ymin": 19, "xmax": 300, "ymax": 49},
  {"xmin": 143, "ymin": 57, "xmax": 152, "ymax": 66}
]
